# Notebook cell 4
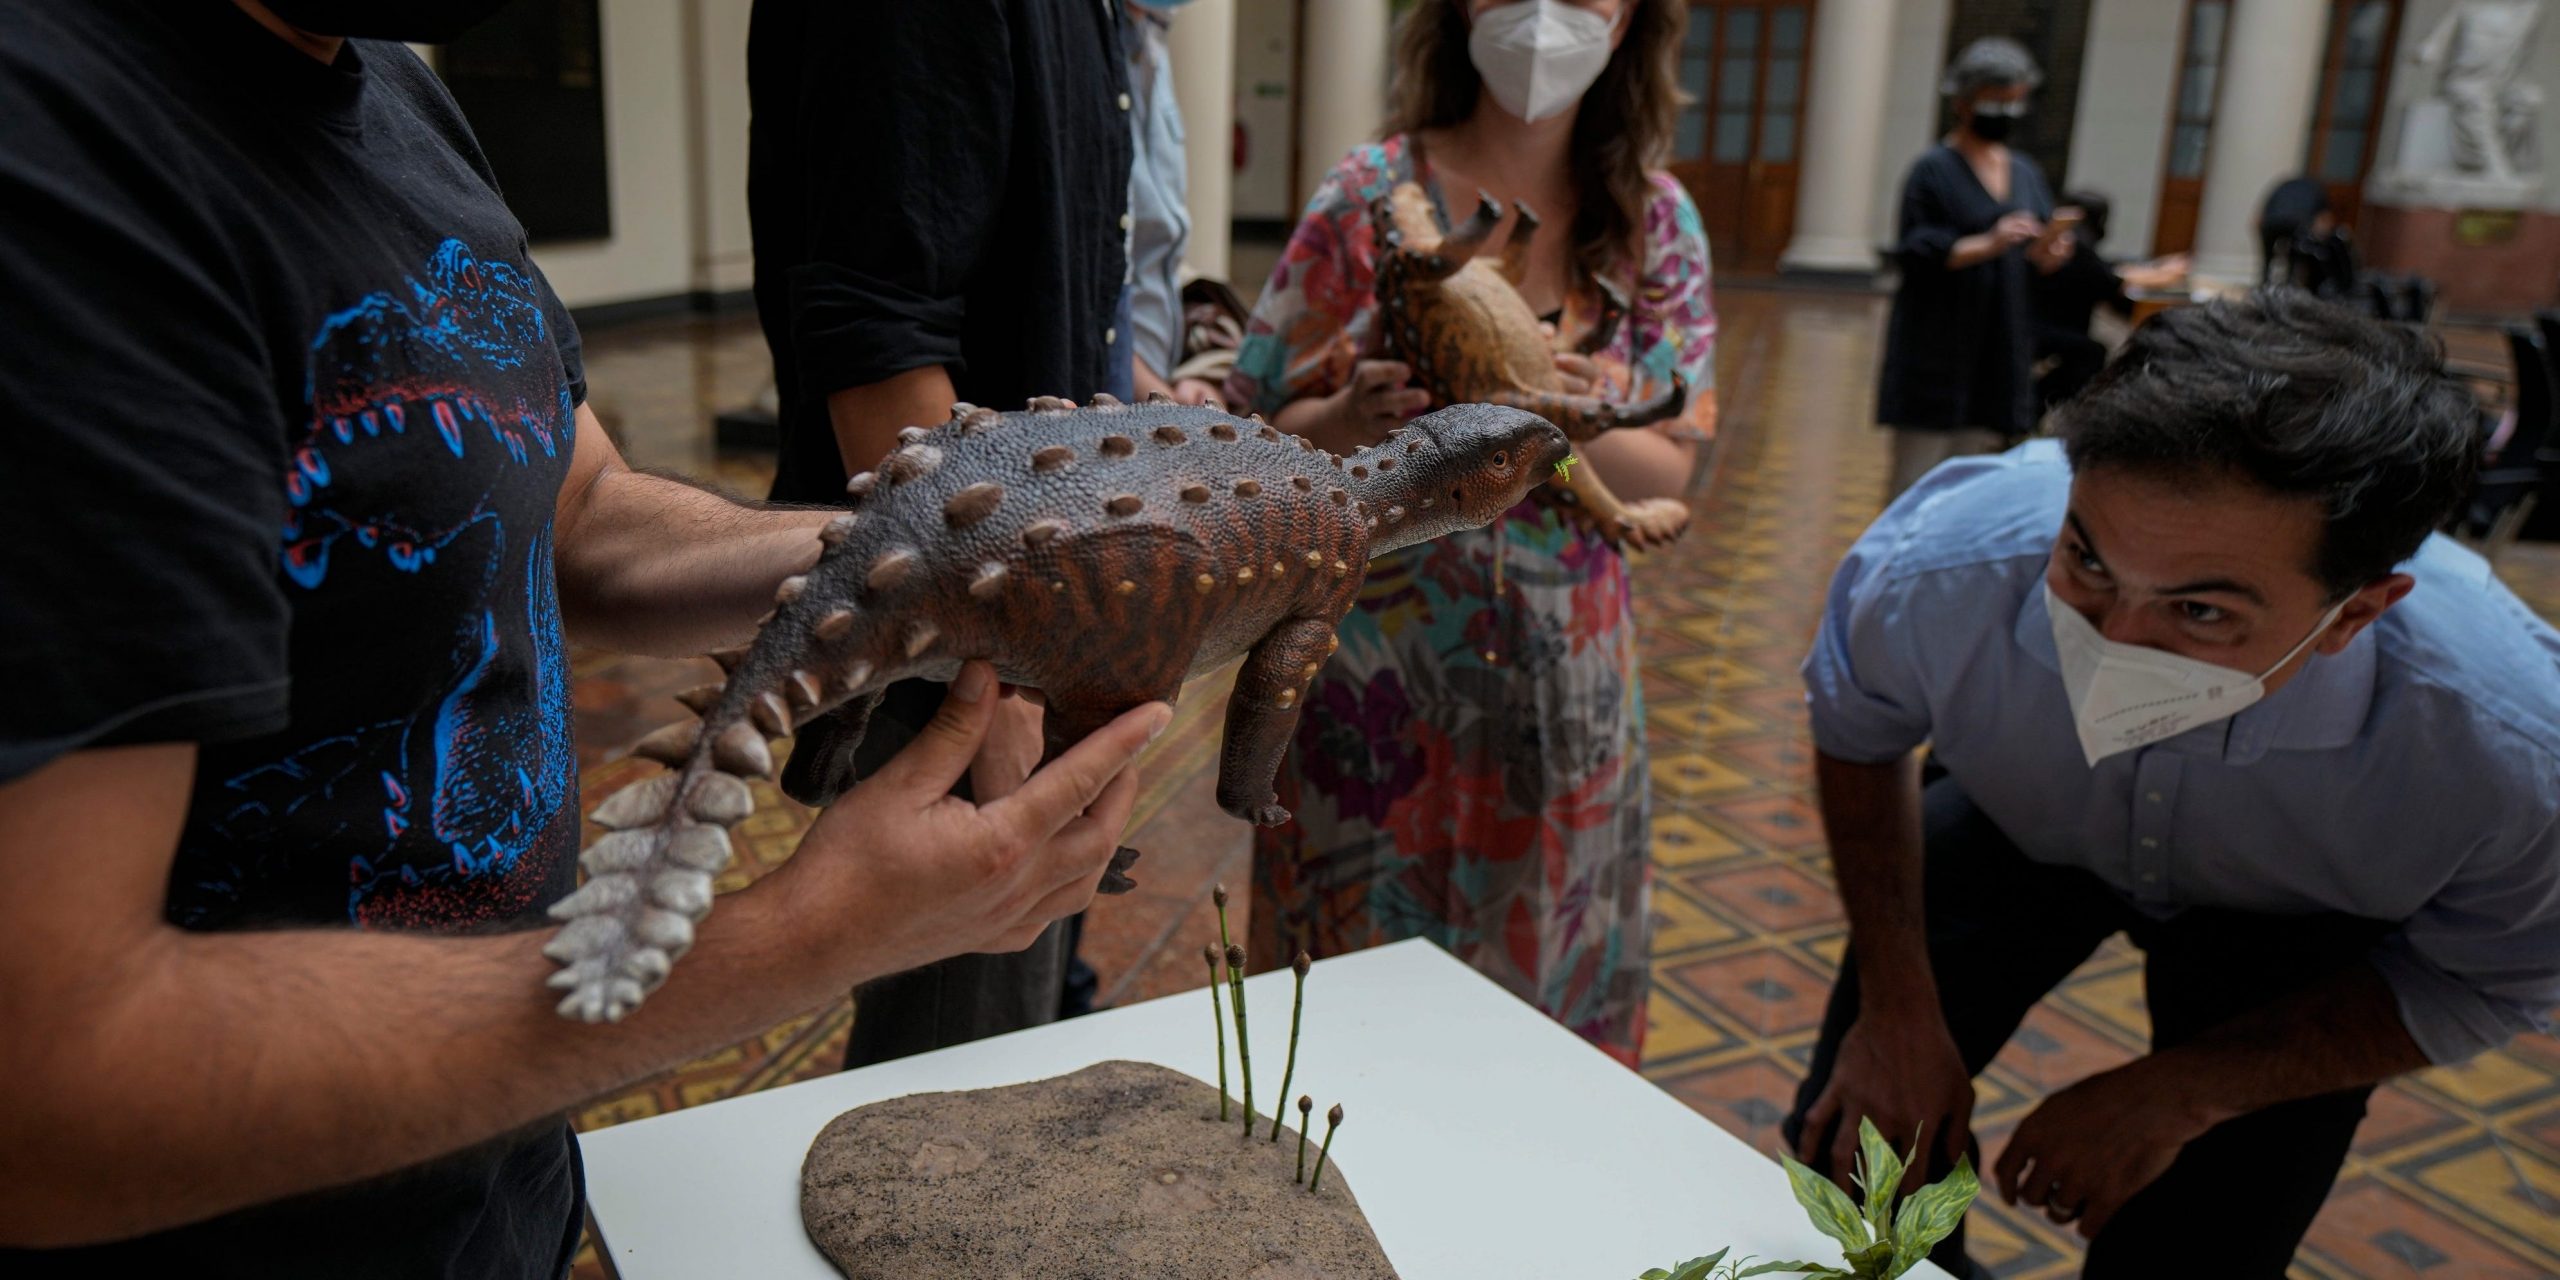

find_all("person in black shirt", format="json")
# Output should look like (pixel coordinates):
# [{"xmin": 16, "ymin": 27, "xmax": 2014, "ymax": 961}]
[
  {"xmin": 1875, "ymin": 37, "xmax": 2071, "ymax": 500},
  {"xmin": 2029, "ymin": 192, "xmax": 2189, "ymax": 410},
  {"xmin": 0, "ymin": 3, "xmax": 1164, "ymax": 1274},
  {"xmin": 747, "ymin": 0, "xmax": 1138, "ymax": 1068}
]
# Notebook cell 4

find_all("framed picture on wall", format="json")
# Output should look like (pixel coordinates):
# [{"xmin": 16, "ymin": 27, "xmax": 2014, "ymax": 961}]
[{"xmin": 440, "ymin": 0, "xmax": 612, "ymax": 244}]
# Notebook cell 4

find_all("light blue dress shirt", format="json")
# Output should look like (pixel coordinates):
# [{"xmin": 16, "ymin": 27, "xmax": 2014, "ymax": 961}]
[
  {"xmin": 1122, "ymin": 7, "xmax": 1189, "ymax": 382},
  {"xmin": 1803, "ymin": 441, "xmax": 2560, "ymax": 1065}
]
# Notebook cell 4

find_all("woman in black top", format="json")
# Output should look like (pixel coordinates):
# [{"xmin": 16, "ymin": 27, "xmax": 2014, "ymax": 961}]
[{"xmin": 1876, "ymin": 37, "xmax": 2070, "ymax": 499}]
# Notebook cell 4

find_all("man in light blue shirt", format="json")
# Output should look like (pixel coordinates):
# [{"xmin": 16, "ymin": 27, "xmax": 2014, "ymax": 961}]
[
  {"xmin": 1121, "ymin": 0, "xmax": 1225, "ymax": 410},
  {"xmin": 1786, "ymin": 290, "xmax": 2560, "ymax": 1278}
]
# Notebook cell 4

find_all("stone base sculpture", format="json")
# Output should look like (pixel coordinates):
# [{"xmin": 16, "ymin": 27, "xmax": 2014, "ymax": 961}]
[{"xmin": 800, "ymin": 1061, "xmax": 1395, "ymax": 1280}]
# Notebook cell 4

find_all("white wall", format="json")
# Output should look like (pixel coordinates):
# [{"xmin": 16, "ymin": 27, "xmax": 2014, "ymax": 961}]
[
  {"xmin": 689, "ymin": 0, "xmax": 755, "ymax": 295},
  {"xmin": 524, "ymin": 0, "xmax": 692, "ymax": 307},
  {"xmin": 1233, "ymin": 0, "xmax": 1299, "ymax": 220},
  {"xmin": 2065, "ymin": 0, "xmax": 2184, "ymax": 259},
  {"xmin": 2369, "ymin": 0, "xmax": 2560, "ymax": 211},
  {"xmin": 482, "ymin": 0, "xmax": 752, "ymax": 310},
  {"xmin": 1872, "ymin": 0, "xmax": 1954, "ymax": 254}
]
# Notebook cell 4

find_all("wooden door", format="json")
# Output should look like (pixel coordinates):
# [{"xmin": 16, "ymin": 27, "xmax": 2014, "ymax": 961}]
[
  {"xmin": 2306, "ymin": 0, "xmax": 2403, "ymax": 229},
  {"xmin": 1670, "ymin": 0, "xmax": 1813, "ymax": 272},
  {"xmin": 2152, "ymin": 0, "xmax": 2231, "ymax": 256}
]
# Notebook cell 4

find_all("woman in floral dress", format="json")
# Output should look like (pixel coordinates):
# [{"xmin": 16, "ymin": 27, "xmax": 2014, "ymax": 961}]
[{"xmin": 1228, "ymin": 0, "xmax": 1714, "ymax": 1066}]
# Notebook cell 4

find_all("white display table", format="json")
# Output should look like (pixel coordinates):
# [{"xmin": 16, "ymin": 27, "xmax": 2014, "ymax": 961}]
[{"xmin": 580, "ymin": 938, "xmax": 1952, "ymax": 1279}]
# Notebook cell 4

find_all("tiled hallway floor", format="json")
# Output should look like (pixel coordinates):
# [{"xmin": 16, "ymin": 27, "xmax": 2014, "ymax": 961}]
[{"xmin": 565, "ymin": 290, "xmax": 2560, "ymax": 1278}]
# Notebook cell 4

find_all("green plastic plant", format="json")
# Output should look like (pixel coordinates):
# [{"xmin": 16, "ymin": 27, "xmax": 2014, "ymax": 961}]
[
  {"xmin": 1635, "ymin": 1118, "xmax": 1979, "ymax": 1280},
  {"xmin": 1637, "ymin": 1250, "xmax": 1824, "ymax": 1280}
]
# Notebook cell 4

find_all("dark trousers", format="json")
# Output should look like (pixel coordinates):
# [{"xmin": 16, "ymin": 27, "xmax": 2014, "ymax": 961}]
[
  {"xmin": 838, "ymin": 680, "xmax": 1073, "ymax": 1069},
  {"xmin": 1783, "ymin": 781, "xmax": 2392, "ymax": 1278}
]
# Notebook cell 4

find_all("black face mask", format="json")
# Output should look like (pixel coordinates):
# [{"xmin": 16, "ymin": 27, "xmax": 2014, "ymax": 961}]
[
  {"xmin": 1968, "ymin": 107, "xmax": 2025, "ymax": 143},
  {"xmin": 257, "ymin": 0, "xmax": 516, "ymax": 43}
]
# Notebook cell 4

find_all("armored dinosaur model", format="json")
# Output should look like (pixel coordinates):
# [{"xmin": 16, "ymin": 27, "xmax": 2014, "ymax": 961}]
[
  {"xmin": 1371, "ymin": 181, "xmax": 1695, "ymax": 550},
  {"xmin": 544, "ymin": 397, "xmax": 1571, "ymax": 1022}
]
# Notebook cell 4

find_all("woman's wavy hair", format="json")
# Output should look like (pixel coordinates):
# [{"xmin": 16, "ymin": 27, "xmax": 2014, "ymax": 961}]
[{"xmin": 1384, "ymin": 0, "xmax": 1686, "ymax": 284}]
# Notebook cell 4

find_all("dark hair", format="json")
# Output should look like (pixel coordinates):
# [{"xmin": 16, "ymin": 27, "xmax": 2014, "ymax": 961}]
[
  {"xmin": 1939, "ymin": 35, "xmax": 2043, "ymax": 99},
  {"xmin": 2054, "ymin": 288, "xmax": 2479, "ymax": 598},
  {"xmin": 1385, "ymin": 0, "xmax": 1685, "ymax": 285},
  {"xmin": 2059, "ymin": 189, "xmax": 2111, "ymax": 245}
]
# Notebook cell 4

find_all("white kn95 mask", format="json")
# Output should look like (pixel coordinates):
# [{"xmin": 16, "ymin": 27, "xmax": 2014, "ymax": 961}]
[{"xmin": 1468, "ymin": 0, "xmax": 1617, "ymax": 124}]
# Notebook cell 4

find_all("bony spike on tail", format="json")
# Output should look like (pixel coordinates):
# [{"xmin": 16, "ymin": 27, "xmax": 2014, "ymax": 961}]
[
  {"xmin": 546, "ymin": 509, "xmax": 895, "ymax": 1022},
  {"xmin": 544, "ymin": 730, "xmax": 766, "ymax": 1022}
]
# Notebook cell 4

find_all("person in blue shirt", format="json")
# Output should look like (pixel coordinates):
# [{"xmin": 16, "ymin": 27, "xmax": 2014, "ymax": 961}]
[
  {"xmin": 1786, "ymin": 289, "xmax": 2560, "ymax": 1278},
  {"xmin": 1120, "ymin": 0, "xmax": 1226, "ymax": 412}
]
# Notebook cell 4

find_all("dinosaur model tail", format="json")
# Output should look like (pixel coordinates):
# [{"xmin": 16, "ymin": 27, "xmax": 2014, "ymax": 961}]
[{"xmin": 543, "ymin": 516, "xmax": 884, "ymax": 1023}]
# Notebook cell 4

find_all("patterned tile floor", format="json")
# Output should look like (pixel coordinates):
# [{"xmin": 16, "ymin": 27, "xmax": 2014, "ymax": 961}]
[{"xmin": 563, "ymin": 292, "xmax": 2560, "ymax": 1278}]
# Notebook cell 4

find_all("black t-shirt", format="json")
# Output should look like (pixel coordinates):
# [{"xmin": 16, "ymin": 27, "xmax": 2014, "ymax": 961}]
[
  {"xmin": 1, "ymin": 2, "xmax": 585, "ymax": 1274},
  {"xmin": 747, "ymin": 0, "xmax": 1133, "ymax": 505}
]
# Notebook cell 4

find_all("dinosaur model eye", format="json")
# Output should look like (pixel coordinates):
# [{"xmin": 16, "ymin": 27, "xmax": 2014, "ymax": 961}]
[{"xmin": 1492, "ymin": 451, "xmax": 1509, "ymax": 469}]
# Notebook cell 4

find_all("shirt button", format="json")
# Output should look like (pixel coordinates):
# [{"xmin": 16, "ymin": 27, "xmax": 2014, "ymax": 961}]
[
  {"xmin": 2139, "ymin": 837, "xmax": 2159, "ymax": 849},
  {"xmin": 1120, "ymin": 212, "xmax": 1134, "ymax": 231},
  {"xmin": 2146, "ymin": 791, "xmax": 2163, "ymax": 803},
  {"xmin": 1118, "ymin": 92, "xmax": 1133, "ymax": 111},
  {"xmin": 1105, "ymin": 327, "xmax": 1118, "ymax": 343},
  {"xmin": 2141, "ymin": 872, "xmax": 2160, "ymax": 883}
]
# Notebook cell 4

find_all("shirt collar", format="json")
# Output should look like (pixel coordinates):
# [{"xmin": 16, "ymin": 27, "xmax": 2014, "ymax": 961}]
[{"xmin": 2014, "ymin": 584, "xmax": 2378, "ymax": 764}]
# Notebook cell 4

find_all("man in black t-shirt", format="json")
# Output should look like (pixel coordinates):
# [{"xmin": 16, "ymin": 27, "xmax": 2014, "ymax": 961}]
[
  {"xmin": 747, "ymin": 0, "xmax": 1138, "ymax": 1068},
  {"xmin": 0, "ymin": 3, "xmax": 1166, "ymax": 1275}
]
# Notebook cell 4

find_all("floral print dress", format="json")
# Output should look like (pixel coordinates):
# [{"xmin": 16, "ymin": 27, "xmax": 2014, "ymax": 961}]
[{"xmin": 1227, "ymin": 136, "xmax": 1716, "ymax": 1066}]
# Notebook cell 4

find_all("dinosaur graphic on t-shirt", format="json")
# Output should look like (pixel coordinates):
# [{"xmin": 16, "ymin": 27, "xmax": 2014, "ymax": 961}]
[{"xmin": 178, "ymin": 238, "xmax": 578, "ymax": 933}]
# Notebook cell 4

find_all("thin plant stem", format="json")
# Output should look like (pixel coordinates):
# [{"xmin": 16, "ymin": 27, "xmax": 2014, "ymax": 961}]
[
  {"xmin": 1227, "ymin": 943, "xmax": 1253, "ymax": 1139},
  {"xmin": 1309, "ymin": 1104, "xmax": 1344, "ymax": 1192},
  {"xmin": 1203, "ymin": 945, "xmax": 1228, "ymax": 1122},
  {"xmin": 1269, "ymin": 951, "xmax": 1309, "ymax": 1141},
  {"xmin": 1295, "ymin": 1096, "xmax": 1314, "ymax": 1182}
]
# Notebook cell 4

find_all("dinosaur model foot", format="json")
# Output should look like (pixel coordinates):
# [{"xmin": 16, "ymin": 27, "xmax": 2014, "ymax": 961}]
[
  {"xmin": 1098, "ymin": 845, "xmax": 1143, "ymax": 895},
  {"xmin": 1217, "ymin": 789, "xmax": 1294, "ymax": 829}
]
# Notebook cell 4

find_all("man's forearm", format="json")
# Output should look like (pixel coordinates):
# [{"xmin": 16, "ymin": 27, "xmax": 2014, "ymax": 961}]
[
  {"xmin": 1815, "ymin": 750, "xmax": 1939, "ymax": 1012},
  {"xmin": 550, "ymin": 404, "xmax": 832, "ymax": 656},
  {"xmin": 6, "ymin": 887, "xmax": 836, "ymax": 1247},
  {"xmin": 828, "ymin": 364, "xmax": 959, "ymax": 477},
  {"xmin": 555, "ymin": 464, "xmax": 832, "ymax": 656},
  {"xmin": 2140, "ymin": 962, "xmax": 2430, "ymax": 1128}
]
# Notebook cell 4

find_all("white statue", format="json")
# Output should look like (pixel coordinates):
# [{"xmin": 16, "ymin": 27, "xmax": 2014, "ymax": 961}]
[{"xmin": 2411, "ymin": 0, "xmax": 2544, "ymax": 181}]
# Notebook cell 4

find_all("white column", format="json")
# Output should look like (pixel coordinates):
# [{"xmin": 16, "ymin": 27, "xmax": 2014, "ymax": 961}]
[
  {"xmin": 1166, "ymin": 0, "xmax": 1237, "ymax": 282},
  {"xmin": 1780, "ymin": 0, "xmax": 1902, "ymax": 272},
  {"xmin": 2189, "ymin": 0, "xmax": 2330, "ymax": 284},
  {"xmin": 1297, "ymin": 0, "xmax": 1392, "ymax": 211}
]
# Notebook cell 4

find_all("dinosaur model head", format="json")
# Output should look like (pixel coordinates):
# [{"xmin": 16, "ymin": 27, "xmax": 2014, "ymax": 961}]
[{"xmin": 1347, "ymin": 404, "xmax": 1571, "ymax": 555}]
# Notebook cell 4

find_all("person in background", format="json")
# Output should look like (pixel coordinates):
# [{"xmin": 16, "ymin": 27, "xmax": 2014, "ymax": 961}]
[
  {"xmin": 1123, "ymin": 0, "xmax": 1225, "ymax": 411},
  {"xmin": 1876, "ymin": 37, "xmax": 2070, "ymax": 500},
  {"xmin": 2029, "ymin": 191, "xmax": 2188, "ymax": 410},
  {"xmin": 1787, "ymin": 291, "xmax": 2558, "ymax": 1278},
  {"xmin": 747, "ymin": 0, "xmax": 1137, "ymax": 1067},
  {"xmin": 1228, "ymin": 0, "xmax": 1715, "ymax": 1068},
  {"xmin": 2258, "ymin": 176, "xmax": 2358, "ymax": 300},
  {"xmin": 0, "ymin": 0, "xmax": 1161, "ymax": 1272}
]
